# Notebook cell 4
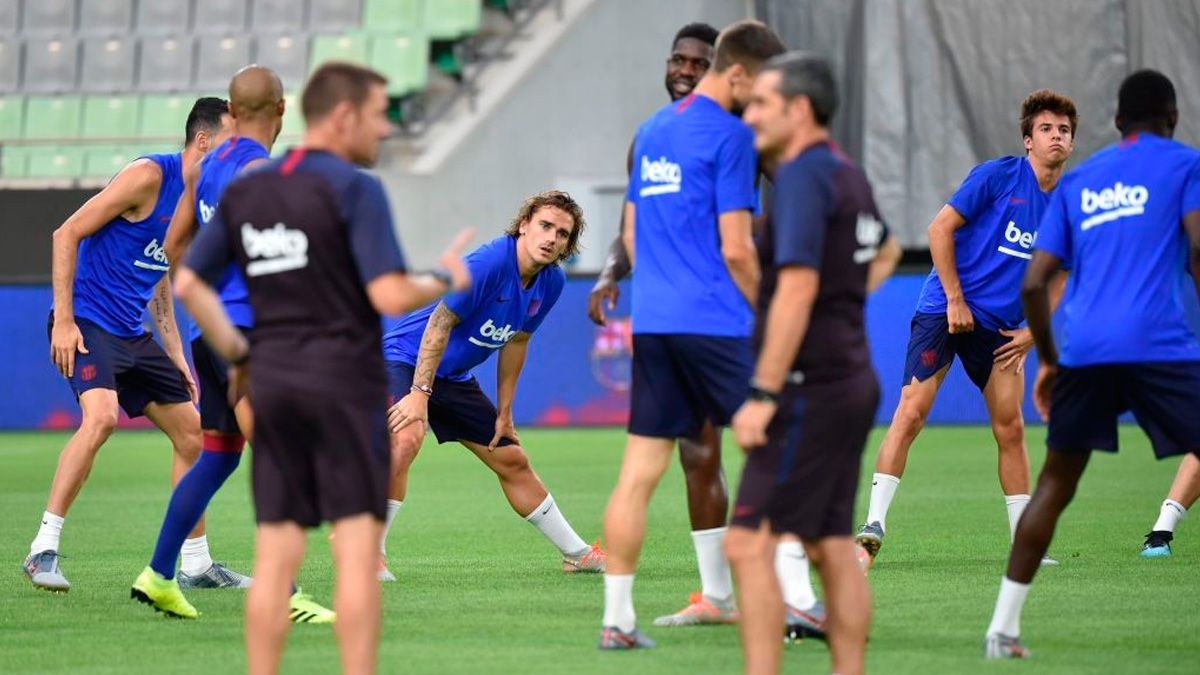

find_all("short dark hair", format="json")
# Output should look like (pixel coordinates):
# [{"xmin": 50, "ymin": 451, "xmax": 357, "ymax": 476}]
[
  {"xmin": 301, "ymin": 61, "xmax": 388, "ymax": 124},
  {"xmin": 184, "ymin": 97, "xmax": 229, "ymax": 147},
  {"xmin": 1117, "ymin": 69, "xmax": 1176, "ymax": 129},
  {"xmin": 505, "ymin": 190, "xmax": 586, "ymax": 263},
  {"xmin": 673, "ymin": 22, "xmax": 719, "ymax": 48},
  {"xmin": 712, "ymin": 20, "xmax": 785, "ymax": 74},
  {"xmin": 762, "ymin": 51, "xmax": 838, "ymax": 126},
  {"xmin": 1019, "ymin": 89, "xmax": 1078, "ymax": 140}
]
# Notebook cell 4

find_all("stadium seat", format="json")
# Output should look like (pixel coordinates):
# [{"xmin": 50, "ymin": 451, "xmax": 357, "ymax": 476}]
[
  {"xmin": 138, "ymin": 36, "xmax": 195, "ymax": 92},
  {"xmin": 82, "ymin": 144, "xmax": 128, "ymax": 177},
  {"xmin": 26, "ymin": 144, "xmax": 84, "ymax": 177},
  {"xmin": 0, "ymin": 0, "xmax": 17, "ymax": 35},
  {"xmin": 23, "ymin": 37, "xmax": 78, "ymax": 93},
  {"xmin": 80, "ymin": 37, "xmax": 136, "ymax": 92},
  {"xmin": 138, "ymin": 94, "xmax": 192, "ymax": 140},
  {"xmin": 1, "ymin": 142, "xmax": 30, "ymax": 177},
  {"xmin": 308, "ymin": 0, "xmax": 364, "ymax": 33},
  {"xmin": 194, "ymin": 0, "xmax": 249, "ymax": 35},
  {"xmin": 279, "ymin": 91, "xmax": 303, "ymax": 139},
  {"xmin": 24, "ymin": 95, "xmax": 81, "ymax": 139},
  {"xmin": 136, "ymin": 0, "xmax": 190, "ymax": 35},
  {"xmin": 423, "ymin": 0, "xmax": 482, "ymax": 40},
  {"xmin": 254, "ymin": 35, "xmax": 307, "ymax": 90},
  {"xmin": 252, "ymin": 0, "xmax": 305, "ymax": 33},
  {"xmin": 362, "ymin": 0, "xmax": 422, "ymax": 33},
  {"xmin": 22, "ymin": 0, "xmax": 75, "ymax": 35},
  {"xmin": 82, "ymin": 95, "xmax": 139, "ymax": 138},
  {"xmin": 0, "ymin": 36, "xmax": 17, "ymax": 93},
  {"xmin": 369, "ymin": 34, "xmax": 428, "ymax": 96},
  {"xmin": 79, "ymin": 0, "xmax": 134, "ymax": 36},
  {"xmin": 0, "ymin": 94, "xmax": 21, "ymax": 138},
  {"xmin": 195, "ymin": 35, "xmax": 251, "ymax": 91},
  {"xmin": 310, "ymin": 34, "xmax": 368, "ymax": 70}
]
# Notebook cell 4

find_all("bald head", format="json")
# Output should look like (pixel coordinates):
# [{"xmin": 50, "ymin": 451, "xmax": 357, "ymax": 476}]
[{"xmin": 228, "ymin": 65, "xmax": 283, "ymax": 120}]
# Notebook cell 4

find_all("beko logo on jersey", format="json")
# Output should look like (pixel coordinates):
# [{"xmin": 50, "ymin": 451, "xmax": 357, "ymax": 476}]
[
  {"xmin": 1080, "ymin": 182, "xmax": 1149, "ymax": 231},
  {"xmin": 995, "ymin": 221, "xmax": 1035, "ymax": 260},
  {"xmin": 468, "ymin": 319, "xmax": 516, "ymax": 349},
  {"xmin": 199, "ymin": 199, "xmax": 216, "ymax": 224},
  {"xmin": 242, "ymin": 223, "xmax": 309, "ymax": 277},
  {"xmin": 133, "ymin": 238, "xmax": 171, "ymax": 272},
  {"xmin": 639, "ymin": 156, "xmax": 682, "ymax": 197}
]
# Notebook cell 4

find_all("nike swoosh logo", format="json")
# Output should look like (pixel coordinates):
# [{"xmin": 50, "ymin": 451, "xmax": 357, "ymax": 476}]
[
  {"xmin": 541, "ymin": 507, "xmax": 551, "ymax": 515},
  {"xmin": 871, "ymin": 481, "xmax": 878, "ymax": 486}
]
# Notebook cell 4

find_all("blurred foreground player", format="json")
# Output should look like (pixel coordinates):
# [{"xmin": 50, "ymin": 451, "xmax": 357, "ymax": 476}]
[
  {"xmin": 984, "ymin": 69, "xmax": 1200, "ymax": 659},
  {"xmin": 730, "ymin": 53, "xmax": 899, "ymax": 675},
  {"xmin": 24, "ymin": 97, "xmax": 230, "ymax": 593},
  {"xmin": 176, "ymin": 62, "xmax": 471, "ymax": 675}
]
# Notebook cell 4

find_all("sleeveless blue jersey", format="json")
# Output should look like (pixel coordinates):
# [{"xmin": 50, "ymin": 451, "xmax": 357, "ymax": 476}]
[
  {"xmin": 194, "ymin": 136, "xmax": 269, "ymax": 334},
  {"xmin": 69, "ymin": 153, "xmax": 184, "ymax": 338}
]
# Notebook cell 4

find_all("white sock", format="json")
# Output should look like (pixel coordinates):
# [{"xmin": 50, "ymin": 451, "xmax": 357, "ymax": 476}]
[
  {"xmin": 1005, "ymin": 494, "xmax": 1031, "ymax": 542},
  {"xmin": 1152, "ymin": 499, "xmax": 1187, "ymax": 533},
  {"xmin": 775, "ymin": 540, "xmax": 817, "ymax": 611},
  {"xmin": 603, "ymin": 573, "xmax": 637, "ymax": 631},
  {"xmin": 692, "ymin": 527, "xmax": 734, "ymax": 603},
  {"xmin": 180, "ymin": 535, "xmax": 213, "ymax": 576},
  {"xmin": 30, "ymin": 511, "xmax": 64, "ymax": 555},
  {"xmin": 525, "ymin": 494, "xmax": 589, "ymax": 557},
  {"xmin": 867, "ymin": 473, "xmax": 901, "ymax": 530},
  {"xmin": 986, "ymin": 577, "xmax": 1030, "ymax": 637},
  {"xmin": 381, "ymin": 499, "xmax": 403, "ymax": 556}
]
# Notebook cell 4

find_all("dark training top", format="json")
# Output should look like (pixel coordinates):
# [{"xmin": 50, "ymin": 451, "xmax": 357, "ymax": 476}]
[
  {"xmin": 755, "ymin": 141, "xmax": 888, "ymax": 385},
  {"xmin": 185, "ymin": 148, "xmax": 408, "ymax": 398}
]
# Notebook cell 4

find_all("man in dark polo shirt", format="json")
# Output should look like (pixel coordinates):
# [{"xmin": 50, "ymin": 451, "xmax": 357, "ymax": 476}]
[
  {"xmin": 727, "ymin": 52, "xmax": 901, "ymax": 675},
  {"xmin": 175, "ymin": 62, "xmax": 471, "ymax": 675}
]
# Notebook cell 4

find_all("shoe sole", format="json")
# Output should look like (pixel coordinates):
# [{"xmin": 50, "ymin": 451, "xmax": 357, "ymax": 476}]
[
  {"xmin": 785, "ymin": 624, "xmax": 827, "ymax": 642},
  {"xmin": 562, "ymin": 563, "xmax": 604, "ymax": 574},
  {"xmin": 1140, "ymin": 549, "xmax": 1171, "ymax": 558},
  {"xmin": 855, "ymin": 534, "xmax": 882, "ymax": 560},
  {"xmin": 652, "ymin": 615, "xmax": 738, "ymax": 627},
  {"xmin": 130, "ymin": 588, "xmax": 195, "ymax": 619},
  {"xmin": 25, "ymin": 574, "xmax": 69, "ymax": 593}
]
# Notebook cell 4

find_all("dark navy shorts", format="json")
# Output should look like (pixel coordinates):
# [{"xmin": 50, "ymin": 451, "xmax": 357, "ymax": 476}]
[
  {"xmin": 49, "ymin": 313, "xmax": 190, "ymax": 417},
  {"xmin": 385, "ymin": 361, "xmax": 516, "ymax": 448},
  {"xmin": 1047, "ymin": 361, "xmax": 1200, "ymax": 459},
  {"xmin": 731, "ymin": 370, "xmax": 880, "ymax": 539},
  {"xmin": 251, "ymin": 385, "xmax": 389, "ymax": 527},
  {"xmin": 628, "ymin": 333, "xmax": 753, "ymax": 439},
  {"xmin": 192, "ymin": 336, "xmax": 243, "ymax": 435},
  {"xmin": 902, "ymin": 312, "xmax": 1012, "ymax": 390}
]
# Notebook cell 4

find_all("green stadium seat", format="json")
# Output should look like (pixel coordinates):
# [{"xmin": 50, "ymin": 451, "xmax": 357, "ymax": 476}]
[
  {"xmin": 82, "ymin": 95, "xmax": 140, "ymax": 139},
  {"xmin": 138, "ymin": 94, "xmax": 191, "ymax": 140},
  {"xmin": 423, "ymin": 0, "xmax": 482, "ymax": 40},
  {"xmin": 280, "ymin": 91, "xmax": 304, "ymax": 141},
  {"xmin": 310, "ymin": 34, "xmax": 369, "ymax": 71},
  {"xmin": 26, "ymin": 145, "xmax": 86, "ymax": 178},
  {"xmin": 369, "ymin": 34, "xmax": 429, "ymax": 96},
  {"xmin": 362, "ymin": 0, "xmax": 422, "ymax": 33},
  {"xmin": 0, "ymin": 96, "xmax": 24, "ymax": 140},
  {"xmin": 82, "ymin": 145, "xmax": 129, "ymax": 177},
  {"xmin": 24, "ymin": 96, "xmax": 83, "ymax": 140},
  {"xmin": 1, "ymin": 143, "xmax": 31, "ymax": 178}
]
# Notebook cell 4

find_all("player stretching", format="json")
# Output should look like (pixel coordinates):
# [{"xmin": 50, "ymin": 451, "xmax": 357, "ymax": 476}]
[
  {"xmin": 985, "ymin": 69, "xmax": 1200, "ymax": 659},
  {"xmin": 598, "ymin": 20, "xmax": 785, "ymax": 649},
  {"xmin": 23, "ymin": 98, "xmax": 230, "ymax": 593},
  {"xmin": 383, "ymin": 191, "xmax": 605, "ymax": 577},
  {"xmin": 856, "ymin": 89, "xmax": 1077, "ymax": 565},
  {"xmin": 1139, "ymin": 453, "xmax": 1200, "ymax": 556}
]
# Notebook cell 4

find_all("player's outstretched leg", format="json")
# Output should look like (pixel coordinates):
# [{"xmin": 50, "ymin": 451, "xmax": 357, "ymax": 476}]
[
  {"xmin": 727, "ymin": 523, "xmax": 784, "ymax": 674},
  {"xmin": 1141, "ymin": 453, "xmax": 1200, "ymax": 558},
  {"xmin": 462, "ymin": 440, "xmax": 606, "ymax": 572}
]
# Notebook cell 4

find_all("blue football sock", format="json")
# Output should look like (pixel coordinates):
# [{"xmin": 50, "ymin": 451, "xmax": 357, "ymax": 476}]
[{"xmin": 149, "ymin": 448, "xmax": 242, "ymax": 579}]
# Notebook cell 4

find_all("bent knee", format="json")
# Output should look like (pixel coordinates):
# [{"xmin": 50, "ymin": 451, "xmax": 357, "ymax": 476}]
[
  {"xmin": 891, "ymin": 396, "xmax": 930, "ymax": 435},
  {"xmin": 494, "ymin": 445, "xmax": 533, "ymax": 476},
  {"xmin": 80, "ymin": 407, "xmax": 119, "ymax": 438},
  {"xmin": 992, "ymin": 416, "xmax": 1025, "ymax": 448}
]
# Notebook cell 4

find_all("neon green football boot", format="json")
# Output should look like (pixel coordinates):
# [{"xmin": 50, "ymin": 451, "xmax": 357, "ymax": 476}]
[{"xmin": 131, "ymin": 567, "xmax": 200, "ymax": 619}]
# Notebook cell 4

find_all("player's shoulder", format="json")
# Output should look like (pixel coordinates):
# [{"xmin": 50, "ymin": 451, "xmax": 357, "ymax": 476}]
[
  {"xmin": 468, "ymin": 235, "xmax": 513, "ymax": 268},
  {"xmin": 974, "ymin": 154, "xmax": 1025, "ymax": 178},
  {"xmin": 109, "ymin": 154, "xmax": 168, "ymax": 193}
]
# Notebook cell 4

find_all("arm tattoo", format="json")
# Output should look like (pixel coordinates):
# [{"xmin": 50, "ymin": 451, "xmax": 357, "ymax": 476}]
[{"xmin": 414, "ymin": 302, "xmax": 460, "ymax": 387}]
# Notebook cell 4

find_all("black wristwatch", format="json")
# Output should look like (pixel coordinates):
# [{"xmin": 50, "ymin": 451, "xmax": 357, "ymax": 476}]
[
  {"xmin": 230, "ymin": 349, "xmax": 250, "ymax": 367},
  {"xmin": 429, "ymin": 267, "xmax": 453, "ymax": 289},
  {"xmin": 747, "ymin": 381, "xmax": 779, "ymax": 404}
]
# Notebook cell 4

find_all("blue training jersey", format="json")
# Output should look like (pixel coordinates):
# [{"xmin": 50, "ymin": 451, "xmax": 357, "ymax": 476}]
[
  {"xmin": 382, "ymin": 235, "xmax": 565, "ymax": 382},
  {"xmin": 193, "ymin": 136, "xmax": 270, "ymax": 335},
  {"xmin": 69, "ymin": 153, "xmax": 184, "ymax": 338},
  {"xmin": 916, "ymin": 155, "xmax": 1053, "ymax": 330},
  {"xmin": 625, "ymin": 93, "xmax": 759, "ymax": 337},
  {"xmin": 1035, "ymin": 132, "xmax": 1200, "ymax": 367}
]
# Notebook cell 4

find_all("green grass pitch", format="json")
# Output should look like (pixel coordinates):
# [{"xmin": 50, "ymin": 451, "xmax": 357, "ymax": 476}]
[{"xmin": 1, "ymin": 426, "xmax": 1196, "ymax": 674}]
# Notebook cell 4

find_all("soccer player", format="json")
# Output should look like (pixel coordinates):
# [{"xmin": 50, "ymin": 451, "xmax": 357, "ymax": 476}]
[
  {"xmin": 730, "ymin": 51, "xmax": 900, "ymax": 675},
  {"xmin": 598, "ymin": 20, "xmax": 785, "ymax": 649},
  {"xmin": 382, "ymin": 191, "xmax": 606, "ymax": 577},
  {"xmin": 176, "ymin": 61, "xmax": 471, "ymax": 675},
  {"xmin": 1139, "ymin": 453, "xmax": 1200, "ymax": 557},
  {"xmin": 984, "ymin": 69, "xmax": 1200, "ymax": 659},
  {"xmin": 855, "ymin": 89, "xmax": 1077, "ymax": 565},
  {"xmin": 23, "ymin": 97, "xmax": 231, "ymax": 593}
]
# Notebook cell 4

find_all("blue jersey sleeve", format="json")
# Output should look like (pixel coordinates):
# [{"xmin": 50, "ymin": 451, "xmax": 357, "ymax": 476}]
[
  {"xmin": 1034, "ymin": 186, "xmax": 1072, "ymax": 269},
  {"xmin": 442, "ymin": 243, "xmax": 500, "ymax": 319},
  {"xmin": 184, "ymin": 204, "xmax": 233, "ymax": 286},
  {"xmin": 772, "ymin": 160, "xmax": 832, "ymax": 269},
  {"xmin": 947, "ymin": 160, "xmax": 1005, "ymax": 223},
  {"xmin": 1183, "ymin": 154, "xmax": 1200, "ymax": 217},
  {"xmin": 715, "ymin": 124, "xmax": 758, "ymax": 215},
  {"xmin": 522, "ymin": 268, "xmax": 565, "ymax": 334},
  {"xmin": 345, "ymin": 174, "xmax": 407, "ymax": 284}
]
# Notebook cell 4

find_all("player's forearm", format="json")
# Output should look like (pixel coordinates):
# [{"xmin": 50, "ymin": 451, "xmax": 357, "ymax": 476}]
[
  {"xmin": 50, "ymin": 228, "xmax": 80, "ymax": 322},
  {"xmin": 1048, "ymin": 270, "xmax": 1068, "ymax": 314},
  {"xmin": 599, "ymin": 234, "xmax": 631, "ymax": 283},
  {"xmin": 413, "ymin": 303, "xmax": 458, "ymax": 389},
  {"xmin": 495, "ymin": 339, "xmax": 529, "ymax": 416},
  {"xmin": 149, "ymin": 276, "xmax": 185, "ymax": 359},
  {"xmin": 176, "ymin": 268, "xmax": 246, "ymax": 363},
  {"xmin": 723, "ymin": 246, "xmax": 760, "ymax": 307},
  {"xmin": 928, "ymin": 224, "xmax": 965, "ymax": 300},
  {"xmin": 621, "ymin": 202, "xmax": 636, "ymax": 269},
  {"xmin": 867, "ymin": 236, "xmax": 902, "ymax": 293},
  {"xmin": 753, "ymin": 271, "xmax": 817, "ymax": 391},
  {"xmin": 1020, "ymin": 255, "xmax": 1060, "ymax": 366}
]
